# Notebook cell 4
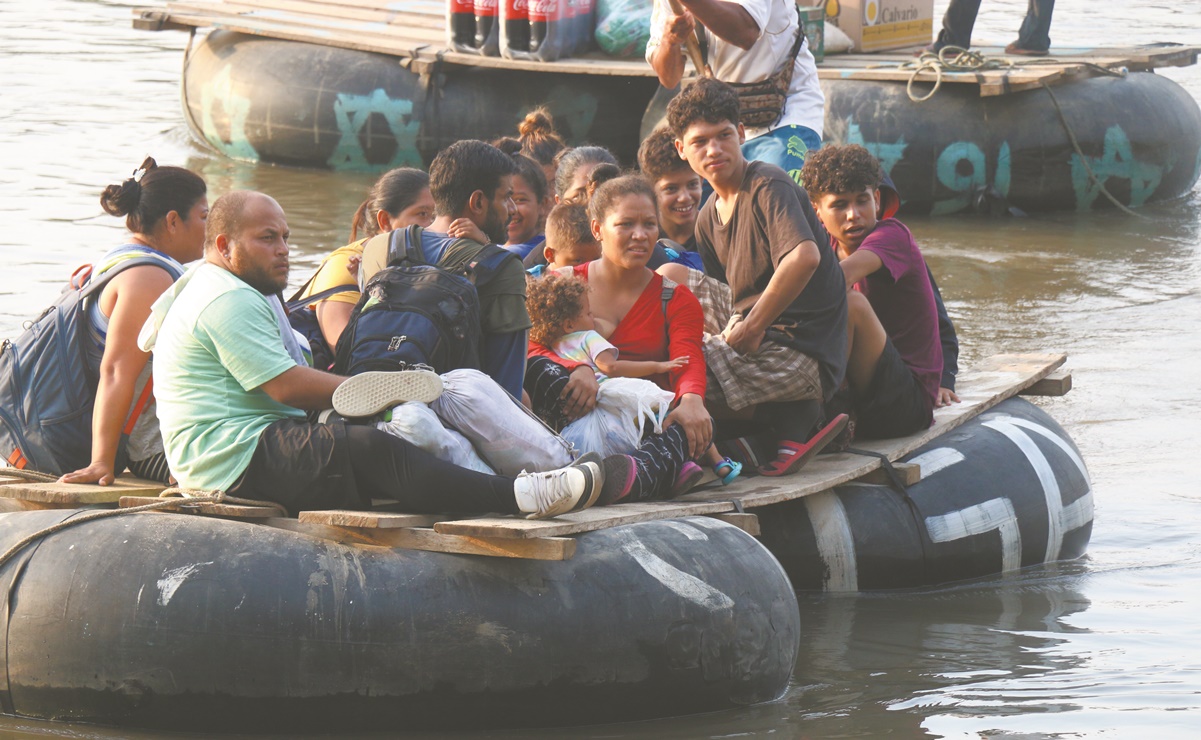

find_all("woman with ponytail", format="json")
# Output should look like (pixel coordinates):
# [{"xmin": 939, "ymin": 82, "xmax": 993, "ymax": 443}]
[
  {"xmin": 291, "ymin": 167, "xmax": 435, "ymax": 349},
  {"xmin": 60, "ymin": 157, "xmax": 207, "ymax": 486}
]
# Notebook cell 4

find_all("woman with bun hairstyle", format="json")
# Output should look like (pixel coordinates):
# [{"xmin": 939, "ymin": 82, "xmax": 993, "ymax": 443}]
[
  {"xmin": 516, "ymin": 107, "xmax": 567, "ymax": 187},
  {"xmin": 60, "ymin": 157, "xmax": 207, "ymax": 485}
]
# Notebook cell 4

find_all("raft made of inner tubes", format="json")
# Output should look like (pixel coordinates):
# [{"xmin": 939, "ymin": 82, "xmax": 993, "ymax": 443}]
[
  {"xmin": 181, "ymin": 31, "xmax": 1200, "ymax": 215},
  {"xmin": 758, "ymin": 397, "xmax": 1094, "ymax": 591},
  {"xmin": 822, "ymin": 72, "xmax": 1201, "ymax": 215},
  {"xmin": 0, "ymin": 514, "xmax": 797, "ymax": 732},
  {"xmin": 183, "ymin": 30, "xmax": 659, "ymax": 172}
]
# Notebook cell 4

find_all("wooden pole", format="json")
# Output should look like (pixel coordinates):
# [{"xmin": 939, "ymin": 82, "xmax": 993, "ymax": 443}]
[{"xmin": 666, "ymin": 0, "xmax": 712, "ymax": 78}]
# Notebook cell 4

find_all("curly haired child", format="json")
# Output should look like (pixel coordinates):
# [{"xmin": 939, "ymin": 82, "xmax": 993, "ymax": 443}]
[{"xmin": 527, "ymin": 273, "xmax": 741, "ymax": 484}]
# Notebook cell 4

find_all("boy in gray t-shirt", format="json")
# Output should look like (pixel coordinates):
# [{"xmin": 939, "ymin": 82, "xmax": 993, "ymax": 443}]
[{"xmin": 658, "ymin": 78, "xmax": 848, "ymax": 477}]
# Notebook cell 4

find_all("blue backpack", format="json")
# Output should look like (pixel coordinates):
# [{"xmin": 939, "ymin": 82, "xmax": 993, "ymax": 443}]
[
  {"xmin": 332, "ymin": 226, "xmax": 497, "ymax": 376},
  {"xmin": 285, "ymin": 281, "xmax": 358, "ymax": 371},
  {"xmin": 0, "ymin": 254, "xmax": 175, "ymax": 475}
]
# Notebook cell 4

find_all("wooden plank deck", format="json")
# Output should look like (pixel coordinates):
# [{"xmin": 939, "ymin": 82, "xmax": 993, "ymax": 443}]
[
  {"xmin": 134, "ymin": 1, "xmax": 1198, "ymax": 94},
  {"xmin": 1, "ymin": 353, "xmax": 1070, "ymax": 558},
  {"xmin": 433, "ymin": 352, "xmax": 1066, "ymax": 539}
]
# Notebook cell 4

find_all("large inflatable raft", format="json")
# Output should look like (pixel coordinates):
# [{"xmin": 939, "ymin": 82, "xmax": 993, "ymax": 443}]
[
  {"xmin": 0, "ymin": 357, "xmax": 1091, "ymax": 731},
  {"xmin": 0, "ymin": 514, "xmax": 798, "ymax": 731},
  {"xmin": 759, "ymin": 397, "xmax": 1093, "ymax": 591},
  {"xmin": 173, "ymin": 26, "xmax": 1201, "ymax": 214}
]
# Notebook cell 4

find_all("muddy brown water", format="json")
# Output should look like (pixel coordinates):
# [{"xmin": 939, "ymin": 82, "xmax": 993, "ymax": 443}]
[{"xmin": 1, "ymin": 1, "xmax": 1199, "ymax": 737}]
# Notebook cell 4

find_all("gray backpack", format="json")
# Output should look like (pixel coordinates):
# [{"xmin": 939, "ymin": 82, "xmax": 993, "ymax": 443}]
[{"xmin": 0, "ymin": 255, "xmax": 175, "ymax": 475}]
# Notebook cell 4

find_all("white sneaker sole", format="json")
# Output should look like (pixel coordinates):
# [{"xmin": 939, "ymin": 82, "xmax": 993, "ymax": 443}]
[{"xmin": 332, "ymin": 370, "xmax": 444, "ymax": 418}]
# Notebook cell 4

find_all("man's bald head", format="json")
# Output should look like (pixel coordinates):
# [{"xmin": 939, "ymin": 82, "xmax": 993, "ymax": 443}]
[{"xmin": 206, "ymin": 190, "xmax": 291, "ymax": 294}]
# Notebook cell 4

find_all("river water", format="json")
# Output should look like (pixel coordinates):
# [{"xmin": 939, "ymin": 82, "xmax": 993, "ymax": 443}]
[{"xmin": 1, "ymin": 0, "xmax": 1199, "ymax": 737}]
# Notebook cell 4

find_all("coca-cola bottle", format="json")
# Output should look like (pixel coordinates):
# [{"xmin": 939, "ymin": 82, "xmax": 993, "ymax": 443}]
[
  {"xmin": 505, "ymin": 0, "xmax": 530, "ymax": 53},
  {"xmin": 449, "ymin": 0, "xmax": 477, "ymax": 48},
  {"xmin": 529, "ymin": 0, "xmax": 560, "ymax": 58},
  {"xmin": 475, "ymin": 0, "xmax": 499, "ymax": 54},
  {"xmin": 575, "ymin": 0, "xmax": 594, "ymax": 54}
]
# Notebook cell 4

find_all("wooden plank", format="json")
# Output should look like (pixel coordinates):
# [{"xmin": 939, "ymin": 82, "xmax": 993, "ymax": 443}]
[
  {"xmin": 710, "ymin": 513, "xmax": 760, "ymax": 536},
  {"xmin": 683, "ymin": 352, "xmax": 1067, "ymax": 509},
  {"xmin": 1020, "ymin": 369, "xmax": 1072, "ymax": 397},
  {"xmin": 195, "ymin": 0, "xmax": 446, "ymax": 30},
  {"xmin": 856, "ymin": 462, "xmax": 922, "ymax": 487},
  {"xmin": 298, "ymin": 509, "xmax": 448, "ymax": 528},
  {"xmin": 118, "ymin": 496, "xmax": 279, "ymax": 518},
  {"xmin": 165, "ymin": 2, "xmax": 446, "ymax": 44},
  {"xmin": 435, "ymin": 500, "xmax": 734, "ymax": 539},
  {"xmin": 374, "ymin": 528, "xmax": 576, "ymax": 559},
  {"xmin": 261, "ymin": 518, "xmax": 575, "ymax": 559},
  {"xmin": 0, "ymin": 478, "xmax": 166, "ymax": 505}
]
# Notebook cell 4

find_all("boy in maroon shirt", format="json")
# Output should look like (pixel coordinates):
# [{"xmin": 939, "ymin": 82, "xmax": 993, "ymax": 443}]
[{"xmin": 802, "ymin": 145, "xmax": 944, "ymax": 439}]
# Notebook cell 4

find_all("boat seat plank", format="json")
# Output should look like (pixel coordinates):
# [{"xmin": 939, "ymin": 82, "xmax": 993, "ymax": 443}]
[
  {"xmin": 299, "ymin": 510, "xmax": 450, "ymax": 528},
  {"xmin": 434, "ymin": 500, "xmax": 736, "ymax": 540},
  {"xmin": 435, "ymin": 352, "xmax": 1066, "ymax": 537},
  {"xmin": 118, "ymin": 496, "xmax": 280, "ymax": 518},
  {"xmin": 262, "ymin": 518, "xmax": 575, "ymax": 559},
  {"xmin": 163, "ymin": 2, "xmax": 446, "ymax": 44},
  {"xmin": 1019, "ymin": 369, "xmax": 1072, "ymax": 396},
  {"xmin": 0, "ymin": 478, "xmax": 166, "ymax": 505}
]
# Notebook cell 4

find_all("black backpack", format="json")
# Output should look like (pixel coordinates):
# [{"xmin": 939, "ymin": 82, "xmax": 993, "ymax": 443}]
[
  {"xmin": 332, "ymin": 226, "xmax": 494, "ymax": 376},
  {"xmin": 0, "ymin": 254, "xmax": 175, "ymax": 475},
  {"xmin": 285, "ymin": 281, "xmax": 358, "ymax": 371}
]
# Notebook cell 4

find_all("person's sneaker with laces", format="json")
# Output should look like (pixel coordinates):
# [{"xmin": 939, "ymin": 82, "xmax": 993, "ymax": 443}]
[
  {"xmin": 332, "ymin": 369, "xmax": 444, "ymax": 418},
  {"xmin": 513, "ymin": 451, "xmax": 604, "ymax": 519}
]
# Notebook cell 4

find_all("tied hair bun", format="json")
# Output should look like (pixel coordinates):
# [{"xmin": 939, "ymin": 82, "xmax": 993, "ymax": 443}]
[
  {"xmin": 518, "ymin": 108, "xmax": 555, "ymax": 139},
  {"xmin": 100, "ymin": 156, "xmax": 158, "ymax": 217}
]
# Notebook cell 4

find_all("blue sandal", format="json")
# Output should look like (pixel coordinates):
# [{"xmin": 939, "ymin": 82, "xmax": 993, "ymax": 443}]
[{"xmin": 714, "ymin": 457, "xmax": 742, "ymax": 485}]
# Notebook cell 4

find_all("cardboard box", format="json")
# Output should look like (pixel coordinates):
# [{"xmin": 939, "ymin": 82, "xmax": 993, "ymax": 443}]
[{"xmin": 823, "ymin": 0, "xmax": 934, "ymax": 53}]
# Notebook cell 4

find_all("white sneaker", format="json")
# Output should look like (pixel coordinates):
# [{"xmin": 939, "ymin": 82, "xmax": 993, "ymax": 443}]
[
  {"xmin": 513, "ymin": 452, "xmax": 605, "ymax": 520},
  {"xmin": 332, "ymin": 369, "xmax": 444, "ymax": 418}
]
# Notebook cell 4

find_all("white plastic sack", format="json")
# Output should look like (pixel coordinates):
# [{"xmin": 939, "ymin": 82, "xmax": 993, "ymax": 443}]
[
  {"xmin": 432, "ymin": 369, "xmax": 575, "ymax": 476},
  {"xmin": 376, "ymin": 402, "xmax": 496, "ymax": 474},
  {"xmin": 561, "ymin": 377, "xmax": 675, "ymax": 456},
  {"xmin": 444, "ymin": 429, "xmax": 495, "ymax": 474}
]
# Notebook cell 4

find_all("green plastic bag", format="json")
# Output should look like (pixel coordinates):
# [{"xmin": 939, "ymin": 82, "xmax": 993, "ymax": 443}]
[{"xmin": 595, "ymin": 0, "xmax": 652, "ymax": 58}]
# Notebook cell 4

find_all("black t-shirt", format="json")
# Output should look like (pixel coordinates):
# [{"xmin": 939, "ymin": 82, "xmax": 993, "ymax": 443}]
[{"xmin": 695, "ymin": 160, "xmax": 848, "ymax": 396}]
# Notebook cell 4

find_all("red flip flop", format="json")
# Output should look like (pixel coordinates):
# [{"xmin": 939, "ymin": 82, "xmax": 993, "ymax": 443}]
[{"xmin": 758, "ymin": 413, "xmax": 850, "ymax": 477}]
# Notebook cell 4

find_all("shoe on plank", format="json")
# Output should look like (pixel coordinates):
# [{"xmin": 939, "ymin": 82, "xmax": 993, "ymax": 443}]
[
  {"xmin": 758, "ymin": 413, "xmax": 850, "ymax": 478},
  {"xmin": 514, "ymin": 452, "xmax": 604, "ymax": 519}
]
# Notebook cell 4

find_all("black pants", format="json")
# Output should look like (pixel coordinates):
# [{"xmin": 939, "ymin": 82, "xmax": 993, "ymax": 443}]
[
  {"xmin": 936, "ymin": 0, "xmax": 1055, "ymax": 51},
  {"xmin": 854, "ymin": 338, "xmax": 935, "ymax": 440},
  {"xmin": 525, "ymin": 356, "xmax": 689, "ymax": 501},
  {"xmin": 235, "ymin": 419, "xmax": 518, "ymax": 517}
]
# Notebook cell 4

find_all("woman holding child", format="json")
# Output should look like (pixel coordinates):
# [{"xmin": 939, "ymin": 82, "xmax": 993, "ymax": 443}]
[{"xmin": 526, "ymin": 175, "xmax": 717, "ymax": 503}]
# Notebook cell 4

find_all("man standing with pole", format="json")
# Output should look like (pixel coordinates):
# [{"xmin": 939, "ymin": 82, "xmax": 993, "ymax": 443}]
[{"xmin": 646, "ymin": 0, "xmax": 825, "ymax": 184}]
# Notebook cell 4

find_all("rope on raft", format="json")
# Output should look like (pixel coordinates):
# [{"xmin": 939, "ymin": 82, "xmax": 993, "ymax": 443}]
[{"xmin": 0, "ymin": 486, "xmax": 287, "ymax": 571}]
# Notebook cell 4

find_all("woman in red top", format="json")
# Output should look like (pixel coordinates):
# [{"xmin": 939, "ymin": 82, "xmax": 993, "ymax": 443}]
[{"xmin": 526, "ymin": 175, "xmax": 711, "ymax": 503}]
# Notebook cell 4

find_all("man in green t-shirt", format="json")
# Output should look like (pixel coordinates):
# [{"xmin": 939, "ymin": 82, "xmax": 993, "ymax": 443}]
[{"xmin": 141, "ymin": 190, "xmax": 602, "ymax": 519}]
